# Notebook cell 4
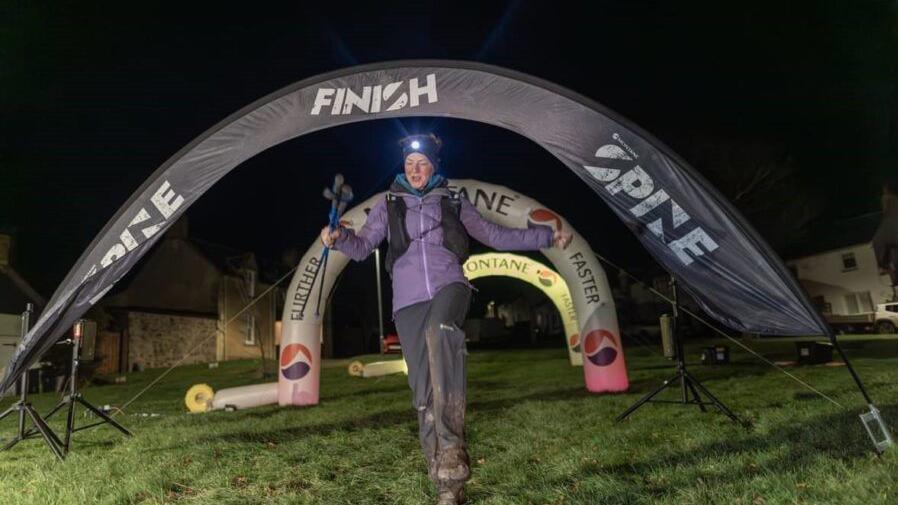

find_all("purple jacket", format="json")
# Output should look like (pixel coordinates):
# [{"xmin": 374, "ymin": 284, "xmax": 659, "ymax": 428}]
[{"xmin": 333, "ymin": 180, "xmax": 554, "ymax": 314}]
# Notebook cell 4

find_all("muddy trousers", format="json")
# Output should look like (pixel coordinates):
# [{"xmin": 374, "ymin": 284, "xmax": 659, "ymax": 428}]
[{"xmin": 394, "ymin": 282, "xmax": 471, "ymax": 485}]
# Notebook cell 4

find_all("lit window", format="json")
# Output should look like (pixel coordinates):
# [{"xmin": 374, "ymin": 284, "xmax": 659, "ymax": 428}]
[
  {"xmin": 244, "ymin": 314, "xmax": 256, "ymax": 346},
  {"xmin": 243, "ymin": 269, "xmax": 257, "ymax": 346}
]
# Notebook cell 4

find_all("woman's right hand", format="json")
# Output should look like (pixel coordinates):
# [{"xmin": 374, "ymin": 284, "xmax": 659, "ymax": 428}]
[{"xmin": 320, "ymin": 226, "xmax": 342, "ymax": 248}]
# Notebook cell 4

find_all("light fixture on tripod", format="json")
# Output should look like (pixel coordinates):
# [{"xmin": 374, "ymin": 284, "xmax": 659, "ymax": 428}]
[
  {"xmin": 616, "ymin": 276, "xmax": 746, "ymax": 426},
  {"xmin": 36, "ymin": 319, "xmax": 132, "ymax": 454}
]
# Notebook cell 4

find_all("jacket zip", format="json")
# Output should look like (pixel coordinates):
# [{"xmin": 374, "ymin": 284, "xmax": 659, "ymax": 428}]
[{"xmin": 418, "ymin": 196, "xmax": 433, "ymax": 298}]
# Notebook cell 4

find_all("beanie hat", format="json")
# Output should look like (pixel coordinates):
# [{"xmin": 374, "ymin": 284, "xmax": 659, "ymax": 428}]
[{"xmin": 399, "ymin": 133, "xmax": 442, "ymax": 170}]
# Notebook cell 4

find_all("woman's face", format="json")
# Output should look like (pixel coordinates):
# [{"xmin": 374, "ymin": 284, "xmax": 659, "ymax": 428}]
[{"xmin": 404, "ymin": 153, "xmax": 435, "ymax": 190}]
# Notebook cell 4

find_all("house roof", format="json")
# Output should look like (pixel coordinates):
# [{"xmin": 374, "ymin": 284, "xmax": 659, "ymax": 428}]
[
  {"xmin": 785, "ymin": 212, "xmax": 883, "ymax": 260},
  {"xmin": 190, "ymin": 237, "xmax": 286, "ymax": 285},
  {"xmin": 189, "ymin": 237, "xmax": 256, "ymax": 276},
  {"xmin": 105, "ymin": 231, "xmax": 287, "ymax": 302}
]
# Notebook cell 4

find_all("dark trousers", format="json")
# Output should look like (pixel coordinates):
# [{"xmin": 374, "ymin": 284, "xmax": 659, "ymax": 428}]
[{"xmin": 394, "ymin": 282, "xmax": 471, "ymax": 476}]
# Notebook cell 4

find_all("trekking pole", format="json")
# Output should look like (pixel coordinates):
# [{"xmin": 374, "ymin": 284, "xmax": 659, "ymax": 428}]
[{"xmin": 314, "ymin": 174, "xmax": 354, "ymax": 316}]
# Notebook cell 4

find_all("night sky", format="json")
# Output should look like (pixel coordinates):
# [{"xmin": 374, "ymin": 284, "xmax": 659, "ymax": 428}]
[{"xmin": 2, "ymin": 1, "xmax": 896, "ymax": 298}]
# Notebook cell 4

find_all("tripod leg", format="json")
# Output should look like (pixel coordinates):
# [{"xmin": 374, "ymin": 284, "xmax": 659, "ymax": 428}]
[
  {"xmin": 1, "ymin": 417, "xmax": 23, "ymax": 451},
  {"xmin": 683, "ymin": 370, "xmax": 746, "ymax": 426},
  {"xmin": 76, "ymin": 398, "xmax": 132, "ymax": 437},
  {"xmin": 16, "ymin": 400, "xmax": 26, "ymax": 438},
  {"xmin": 24, "ymin": 407, "xmax": 65, "ymax": 461},
  {"xmin": 63, "ymin": 395, "xmax": 78, "ymax": 452},
  {"xmin": 616, "ymin": 374, "xmax": 679, "ymax": 423},
  {"xmin": 1, "ymin": 437, "xmax": 22, "ymax": 451},
  {"xmin": 21, "ymin": 398, "xmax": 70, "ymax": 439},
  {"xmin": 679, "ymin": 367, "xmax": 690, "ymax": 404},
  {"xmin": 0, "ymin": 404, "xmax": 17, "ymax": 422},
  {"xmin": 685, "ymin": 377, "xmax": 707, "ymax": 412}
]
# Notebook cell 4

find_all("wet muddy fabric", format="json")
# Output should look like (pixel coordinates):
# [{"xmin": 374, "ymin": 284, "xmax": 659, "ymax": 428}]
[{"xmin": 394, "ymin": 282, "xmax": 472, "ymax": 482}]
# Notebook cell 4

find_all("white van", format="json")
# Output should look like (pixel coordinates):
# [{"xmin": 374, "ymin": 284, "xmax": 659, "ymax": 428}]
[{"xmin": 874, "ymin": 303, "xmax": 898, "ymax": 334}]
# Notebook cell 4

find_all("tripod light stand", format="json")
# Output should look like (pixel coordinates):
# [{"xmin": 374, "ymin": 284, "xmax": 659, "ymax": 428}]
[
  {"xmin": 36, "ymin": 319, "xmax": 132, "ymax": 454},
  {"xmin": 615, "ymin": 277, "xmax": 746, "ymax": 426},
  {"xmin": 0, "ymin": 304, "xmax": 65, "ymax": 460}
]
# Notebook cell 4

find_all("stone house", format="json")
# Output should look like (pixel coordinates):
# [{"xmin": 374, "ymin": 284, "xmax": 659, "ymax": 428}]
[{"xmin": 92, "ymin": 219, "xmax": 282, "ymax": 374}]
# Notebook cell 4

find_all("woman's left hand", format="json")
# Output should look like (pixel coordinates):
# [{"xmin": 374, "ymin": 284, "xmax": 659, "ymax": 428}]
[{"xmin": 553, "ymin": 230, "xmax": 573, "ymax": 250}]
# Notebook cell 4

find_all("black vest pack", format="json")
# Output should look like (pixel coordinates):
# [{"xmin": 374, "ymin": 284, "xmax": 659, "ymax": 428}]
[{"xmin": 384, "ymin": 192, "xmax": 469, "ymax": 276}]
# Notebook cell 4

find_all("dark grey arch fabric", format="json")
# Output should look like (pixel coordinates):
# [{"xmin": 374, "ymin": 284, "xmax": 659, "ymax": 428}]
[{"xmin": 1, "ymin": 60, "xmax": 828, "ymax": 392}]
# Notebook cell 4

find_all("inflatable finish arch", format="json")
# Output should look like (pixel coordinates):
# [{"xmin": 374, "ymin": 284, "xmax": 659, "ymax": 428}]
[
  {"xmin": 280, "ymin": 180, "xmax": 626, "ymax": 406},
  {"xmin": 201, "ymin": 248, "xmax": 595, "ymax": 412},
  {"xmin": 2, "ymin": 60, "xmax": 831, "ymax": 393}
]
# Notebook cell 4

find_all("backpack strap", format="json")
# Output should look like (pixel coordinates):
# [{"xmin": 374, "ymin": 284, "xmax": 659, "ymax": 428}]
[
  {"xmin": 384, "ymin": 193, "xmax": 410, "ymax": 276},
  {"xmin": 441, "ymin": 191, "xmax": 469, "ymax": 263}
]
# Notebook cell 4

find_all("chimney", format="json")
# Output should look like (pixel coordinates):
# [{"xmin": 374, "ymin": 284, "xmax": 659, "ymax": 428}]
[{"xmin": 0, "ymin": 233, "xmax": 10, "ymax": 267}]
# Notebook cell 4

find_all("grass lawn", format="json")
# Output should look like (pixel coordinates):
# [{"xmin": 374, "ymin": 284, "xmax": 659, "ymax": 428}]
[{"xmin": 1, "ymin": 336, "xmax": 897, "ymax": 505}]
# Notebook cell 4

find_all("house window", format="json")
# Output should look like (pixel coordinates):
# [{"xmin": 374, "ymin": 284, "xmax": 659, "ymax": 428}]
[
  {"xmin": 841, "ymin": 252, "xmax": 858, "ymax": 271},
  {"xmin": 844, "ymin": 292, "xmax": 874, "ymax": 314},
  {"xmin": 243, "ymin": 269, "xmax": 256, "ymax": 297},
  {"xmin": 244, "ymin": 314, "xmax": 256, "ymax": 346},
  {"xmin": 845, "ymin": 295, "xmax": 858, "ymax": 314},
  {"xmin": 859, "ymin": 292, "xmax": 874, "ymax": 313},
  {"xmin": 242, "ymin": 269, "xmax": 257, "ymax": 346}
]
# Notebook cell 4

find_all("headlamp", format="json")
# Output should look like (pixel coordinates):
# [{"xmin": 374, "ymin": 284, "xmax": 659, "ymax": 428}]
[{"xmin": 400, "ymin": 134, "xmax": 442, "ymax": 170}]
